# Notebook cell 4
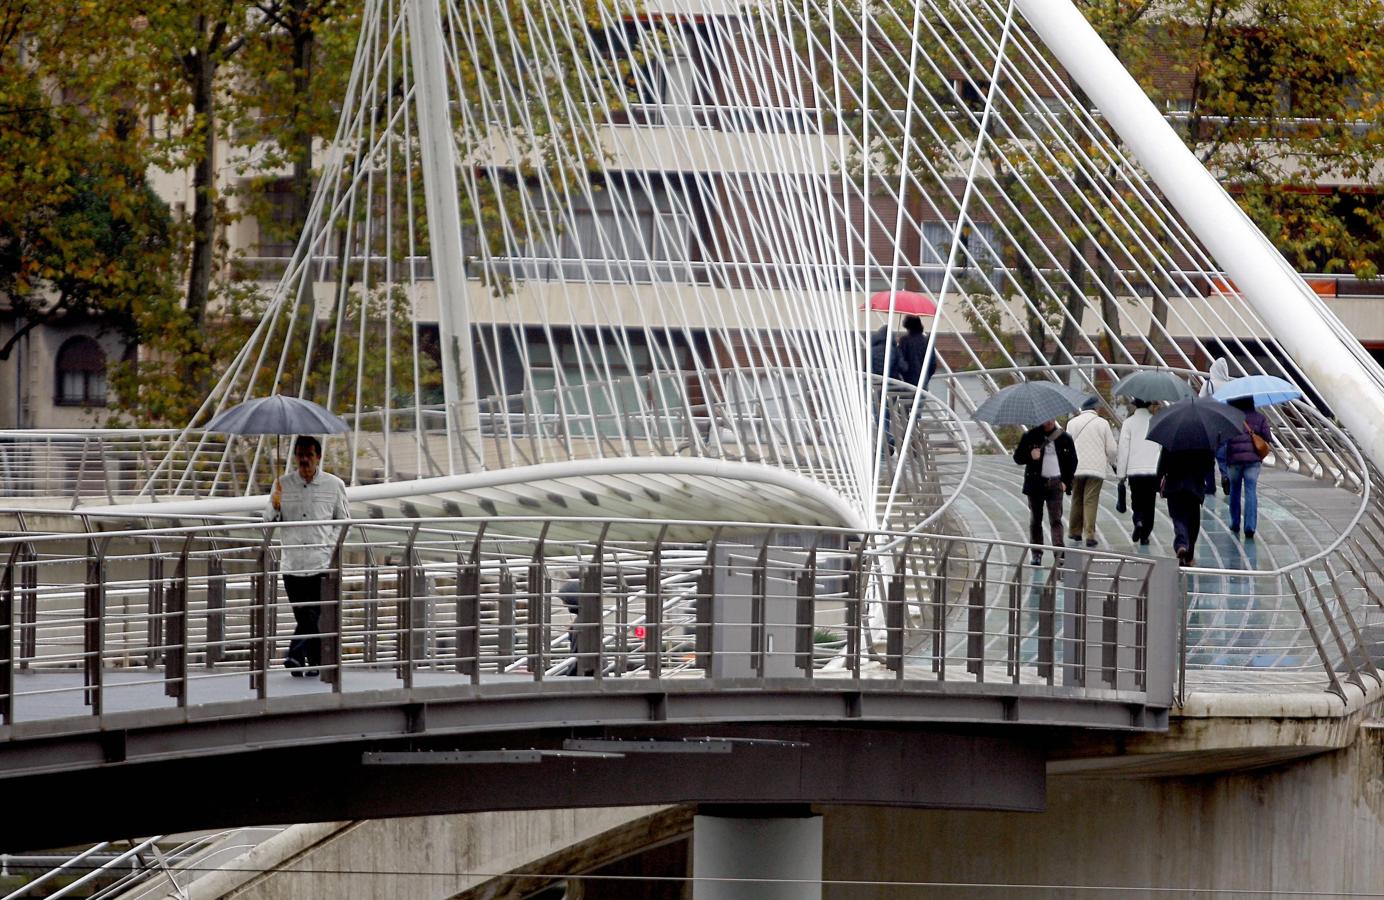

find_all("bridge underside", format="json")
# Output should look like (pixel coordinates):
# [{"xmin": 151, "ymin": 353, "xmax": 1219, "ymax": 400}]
[{"xmin": 0, "ymin": 717, "xmax": 1048, "ymax": 851}]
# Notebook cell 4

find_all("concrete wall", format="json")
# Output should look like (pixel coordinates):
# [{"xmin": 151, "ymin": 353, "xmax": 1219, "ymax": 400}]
[
  {"xmin": 822, "ymin": 727, "xmax": 1384, "ymax": 898},
  {"xmin": 187, "ymin": 806, "xmax": 668, "ymax": 900}
]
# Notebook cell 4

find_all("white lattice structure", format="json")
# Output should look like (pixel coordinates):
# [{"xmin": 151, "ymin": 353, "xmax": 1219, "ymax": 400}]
[
  {"xmin": 4, "ymin": 0, "xmax": 1384, "ymax": 708},
  {"xmin": 88, "ymin": 0, "xmax": 1384, "ymax": 544}
]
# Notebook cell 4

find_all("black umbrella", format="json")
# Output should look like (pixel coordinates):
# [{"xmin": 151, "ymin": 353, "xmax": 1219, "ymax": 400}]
[
  {"xmin": 971, "ymin": 380, "xmax": 1089, "ymax": 426},
  {"xmin": 1146, "ymin": 397, "xmax": 1246, "ymax": 452},
  {"xmin": 1111, "ymin": 370, "xmax": 1194, "ymax": 403}
]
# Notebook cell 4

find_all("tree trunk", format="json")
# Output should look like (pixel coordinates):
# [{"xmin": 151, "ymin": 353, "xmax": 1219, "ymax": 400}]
[
  {"xmin": 186, "ymin": 48, "xmax": 217, "ymax": 335},
  {"xmin": 290, "ymin": 2, "xmax": 314, "ymax": 236},
  {"xmin": 1097, "ymin": 249, "xmax": 1125, "ymax": 364},
  {"xmin": 1058, "ymin": 239, "xmax": 1087, "ymax": 355},
  {"xmin": 1144, "ymin": 292, "xmax": 1169, "ymax": 365}
]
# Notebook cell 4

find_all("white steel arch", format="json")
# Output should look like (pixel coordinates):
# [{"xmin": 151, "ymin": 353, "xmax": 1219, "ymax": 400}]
[{"xmin": 105, "ymin": 0, "xmax": 1382, "ymax": 547}]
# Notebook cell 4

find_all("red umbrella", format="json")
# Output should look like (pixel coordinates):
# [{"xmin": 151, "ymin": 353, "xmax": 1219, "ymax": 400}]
[{"xmin": 865, "ymin": 290, "xmax": 937, "ymax": 316}]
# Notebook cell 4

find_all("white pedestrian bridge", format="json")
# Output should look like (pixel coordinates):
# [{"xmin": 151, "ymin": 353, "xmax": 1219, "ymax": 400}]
[
  {"xmin": 5, "ymin": 0, "xmax": 1384, "ymax": 862},
  {"xmin": 2, "ymin": 374, "xmax": 1383, "ymax": 847}
]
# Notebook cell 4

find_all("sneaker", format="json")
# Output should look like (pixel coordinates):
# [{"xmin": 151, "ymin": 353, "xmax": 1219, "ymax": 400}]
[
  {"xmin": 1085, "ymin": 538, "xmax": 1098, "ymax": 548},
  {"xmin": 284, "ymin": 657, "xmax": 307, "ymax": 678},
  {"xmin": 1030, "ymin": 551, "xmax": 1043, "ymax": 566},
  {"xmin": 303, "ymin": 669, "xmax": 320, "ymax": 678},
  {"xmin": 1244, "ymin": 530, "xmax": 1255, "ymax": 540}
]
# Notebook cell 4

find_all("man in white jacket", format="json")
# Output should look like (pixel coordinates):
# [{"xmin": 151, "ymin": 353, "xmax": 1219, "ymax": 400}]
[
  {"xmin": 265, "ymin": 435, "xmax": 350, "ymax": 676},
  {"xmin": 1116, "ymin": 398, "xmax": 1164, "ymax": 545},
  {"xmin": 1066, "ymin": 396, "xmax": 1118, "ymax": 547}
]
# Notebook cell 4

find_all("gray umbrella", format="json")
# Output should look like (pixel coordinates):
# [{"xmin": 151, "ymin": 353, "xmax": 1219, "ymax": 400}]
[
  {"xmin": 1111, "ymin": 370, "xmax": 1194, "ymax": 403},
  {"xmin": 971, "ymin": 380, "xmax": 1088, "ymax": 426},
  {"xmin": 204, "ymin": 395, "xmax": 350, "ymax": 435}
]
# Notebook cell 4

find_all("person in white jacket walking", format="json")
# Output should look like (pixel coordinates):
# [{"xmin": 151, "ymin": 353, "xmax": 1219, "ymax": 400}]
[
  {"xmin": 1066, "ymin": 396, "xmax": 1119, "ymax": 547},
  {"xmin": 1116, "ymin": 399, "xmax": 1163, "ymax": 545},
  {"xmin": 265, "ymin": 435, "xmax": 350, "ymax": 676}
]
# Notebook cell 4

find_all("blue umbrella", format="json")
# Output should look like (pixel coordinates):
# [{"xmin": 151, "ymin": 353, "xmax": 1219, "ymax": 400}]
[
  {"xmin": 204, "ymin": 394, "xmax": 350, "ymax": 435},
  {"xmin": 1213, "ymin": 375, "xmax": 1302, "ymax": 408}
]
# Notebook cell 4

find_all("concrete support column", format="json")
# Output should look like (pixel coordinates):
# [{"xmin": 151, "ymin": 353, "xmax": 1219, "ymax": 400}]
[{"xmin": 692, "ymin": 805, "xmax": 822, "ymax": 900}]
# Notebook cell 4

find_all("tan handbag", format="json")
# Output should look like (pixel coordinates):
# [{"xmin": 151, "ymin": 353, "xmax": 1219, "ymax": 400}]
[{"xmin": 1247, "ymin": 422, "xmax": 1270, "ymax": 460}]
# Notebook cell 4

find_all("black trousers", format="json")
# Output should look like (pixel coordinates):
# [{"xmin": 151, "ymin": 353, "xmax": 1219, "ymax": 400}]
[
  {"xmin": 1166, "ymin": 493, "xmax": 1204, "ymax": 558},
  {"xmin": 1027, "ymin": 477, "xmax": 1065, "ymax": 549},
  {"xmin": 1128, "ymin": 475, "xmax": 1159, "ymax": 542},
  {"xmin": 283, "ymin": 573, "xmax": 325, "ymax": 666}
]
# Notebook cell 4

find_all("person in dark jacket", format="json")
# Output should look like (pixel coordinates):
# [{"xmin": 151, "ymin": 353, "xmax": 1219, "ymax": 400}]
[
  {"xmin": 1224, "ymin": 397, "xmax": 1271, "ymax": 539},
  {"xmin": 1014, "ymin": 420, "xmax": 1078, "ymax": 565},
  {"xmin": 895, "ymin": 315, "xmax": 937, "ymax": 390},
  {"xmin": 1157, "ymin": 448, "xmax": 1216, "ymax": 566},
  {"xmin": 869, "ymin": 325, "xmax": 901, "ymax": 380},
  {"xmin": 869, "ymin": 324, "xmax": 901, "ymax": 456}
]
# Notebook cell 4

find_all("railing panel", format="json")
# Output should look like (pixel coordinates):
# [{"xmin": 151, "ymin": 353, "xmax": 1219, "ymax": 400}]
[{"xmin": 0, "ymin": 516, "xmax": 1196, "ymax": 731}]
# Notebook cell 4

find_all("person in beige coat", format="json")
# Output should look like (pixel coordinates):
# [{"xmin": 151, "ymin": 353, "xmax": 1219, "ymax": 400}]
[{"xmin": 1066, "ymin": 396, "xmax": 1119, "ymax": 547}]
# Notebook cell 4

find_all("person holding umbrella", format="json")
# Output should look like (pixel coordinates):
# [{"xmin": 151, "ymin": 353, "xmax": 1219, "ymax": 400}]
[
  {"xmin": 972, "ymin": 380, "xmax": 1086, "ymax": 566},
  {"xmin": 1213, "ymin": 374, "xmax": 1298, "ymax": 541},
  {"xmin": 1146, "ymin": 397, "xmax": 1246, "ymax": 567},
  {"xmin": 265, "ymin": 435, "xmax": 349, "ymax": 676},
  {"xmin": 205, "ymin": 394, "xmax": 353, "ymax": 677},
  {"xmin": 1115, "ymin": 399, "xmax": 1162, "ymax": 546},
  {"xmin": 1222, "ymin": 397, "xmax": 1272, "ymax": 539},
  {"xmin": 896, "ymin": 315, "xmax": 937, "ymax": 390},
  {"xmin": 1014, "ymin": 418, "xmax": 1078, "ymax": 566}
]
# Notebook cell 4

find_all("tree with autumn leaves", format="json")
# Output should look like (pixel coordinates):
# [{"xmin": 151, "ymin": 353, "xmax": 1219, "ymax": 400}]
[
  {"xmin": 1104, "ymin": 0, "xmax": 1384, "ymax": 278},
  {"xmin": 0, "ymin": 2, "xmax": 182, "ymax": 379},
  {"xmin": 0, "ymin": 0, "xmax": 357, "ymax": 424},
  {"xmin": 3, "ymin": 0, "xmax": 1382, "ymax": 424}
]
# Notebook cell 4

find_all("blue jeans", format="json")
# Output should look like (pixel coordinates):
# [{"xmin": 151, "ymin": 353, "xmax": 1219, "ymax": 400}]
[
  {"xmin": 1206, "ymin": 445, "xmax": 1229, "ymax": 494},
  {"xmin": 1228, "ymin": 461, "xmax": 1261, "ymax": 533}
]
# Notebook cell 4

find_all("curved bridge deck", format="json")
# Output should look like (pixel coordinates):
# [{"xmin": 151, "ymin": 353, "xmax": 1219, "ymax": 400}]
[
  {"xmin": 956, "ymin": 456, "xmax": 1384, "ymax": 697},
  {"xmin": 0, "ymin": 517, "xmax": 1176, "ymax": 773}
]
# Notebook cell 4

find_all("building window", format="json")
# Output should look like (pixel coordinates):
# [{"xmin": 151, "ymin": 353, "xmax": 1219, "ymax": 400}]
[
  {"xmin": 920, "ymin": 221, "xmax": 999, "ymax": 291},
  {"xmin": 55, "ymin": 336, "xmax": 108, "ymax": 406},
  {"xmin": 255, "ymin": 178, "xmax": 299, "ymax": 259}
]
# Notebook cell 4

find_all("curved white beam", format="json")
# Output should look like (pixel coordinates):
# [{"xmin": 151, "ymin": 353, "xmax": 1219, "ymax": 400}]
[
  {"xmin": 1014, "ymin": 0, "xmax": 1384, "ymax": 470},
  {"xmin": 78, "ymin": 457, "xmax": 870, "ymax": 532}
]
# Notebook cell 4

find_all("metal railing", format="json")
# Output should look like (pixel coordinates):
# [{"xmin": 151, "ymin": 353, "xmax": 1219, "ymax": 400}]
[
  {"xmin": 0, "ymin": 431, "xmax": 231, "ymax": 507},
  {"xmin": 0, "ymin": 516, "xmax": 1176, "ymax": 732},
  {"xmin": 0, "ymin": 370, "xmax": 972, "ymax": 523}
]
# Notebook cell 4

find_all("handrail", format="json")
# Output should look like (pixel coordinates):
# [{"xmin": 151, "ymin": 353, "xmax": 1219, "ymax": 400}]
[{"xmin": 0, "ymin": 512, "xmax": 1178, "ymax": 738}]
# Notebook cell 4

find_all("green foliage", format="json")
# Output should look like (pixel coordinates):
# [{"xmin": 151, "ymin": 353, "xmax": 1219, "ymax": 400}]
[
  {"xmin": 1114, "ymin": 0, "xmax": 1384, "ymax": 276},
  {"xmin": 0, "ymin": 2, "xmax": 181, "ymax": 367}
]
